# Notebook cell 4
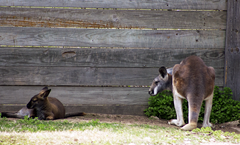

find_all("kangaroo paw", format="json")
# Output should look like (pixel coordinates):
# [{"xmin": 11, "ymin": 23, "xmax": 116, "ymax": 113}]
[
  {"xmin": 180, "ymin": 123, "xmax": 197, "ymax": 131},
  {"xmin": 46, "ymin": 116, "xmax": 54, "ymax": 120},
  {"xmin": 202, "ymin": 122, "xmax": 214, "ymax": 128},
  {"xmin": 202, "ymin": 122, "xmax": 212, "ymax": 127},
  {"xmin": 168, "ymin": 119, "xmax": 185, "ymax": 127}
]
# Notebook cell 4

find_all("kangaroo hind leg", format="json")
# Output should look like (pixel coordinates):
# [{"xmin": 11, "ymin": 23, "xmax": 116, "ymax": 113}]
[
  {"xmin": 181, "ymin": 96, "xmax": 203, "ymax": 131},
  {"xmin": 202, "ymin": 92, "xmax": 213, "ymax": 128}
]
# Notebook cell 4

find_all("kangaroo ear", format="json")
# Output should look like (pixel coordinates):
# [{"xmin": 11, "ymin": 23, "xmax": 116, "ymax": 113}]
[
  {"xmin": 40, "ymin": 89, "xmax": 51, "ymax": 98},
  {"xmin": 159, "ymin": 66, "xmax": 167, "ymax": 78}
]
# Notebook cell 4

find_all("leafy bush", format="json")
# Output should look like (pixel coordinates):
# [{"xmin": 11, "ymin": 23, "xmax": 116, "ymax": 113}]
[{"xmin": 144, "ymin": 86, "xmax": 240, "ymax": 124}]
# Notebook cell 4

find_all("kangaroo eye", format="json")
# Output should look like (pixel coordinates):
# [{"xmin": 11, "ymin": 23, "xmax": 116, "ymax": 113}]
[
  {"xmin": 32, "ymin": 99, "xmax": 37, "ymax": 102},
  {"xmin": 155, "ymin": 81, "xmax": 159, "ymax": 85}
]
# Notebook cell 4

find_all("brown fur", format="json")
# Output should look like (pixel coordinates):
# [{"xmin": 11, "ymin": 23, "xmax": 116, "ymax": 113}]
[
  {"xmin": 1, "ymin": 87, "xmax": 86, "ymax": 120},
  {"xmin": 173, "ymin": 56, "xmax": 215, "ymax": 128},
  {"xmin": 173, "ymin": 56, "xmax": 215, "ymax": 100},
  {"xmin": 149, "ymin": 55, "xmax": 215, "ymax": 130}
]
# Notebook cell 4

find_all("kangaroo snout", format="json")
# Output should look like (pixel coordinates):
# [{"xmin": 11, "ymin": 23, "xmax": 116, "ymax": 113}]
[
  {"xmin": 26, "ymin": 102, "xmax": 33, "ymax": 109},
  {"xmin": 148, "ymin": 85, "xmax": 156, "ymax": 96},
  {"xmin": 148, "ymin": 90, "xmax": 154, "ymax": 96}
]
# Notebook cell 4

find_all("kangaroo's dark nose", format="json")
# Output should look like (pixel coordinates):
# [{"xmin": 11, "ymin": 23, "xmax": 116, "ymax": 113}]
[
  {"xmin": 148, "ymin": 90, "xmax": 153, "ymax": 95},
  {"xmin": 26, "ymin": 103, "xmax": 31, "ymax": 109}
]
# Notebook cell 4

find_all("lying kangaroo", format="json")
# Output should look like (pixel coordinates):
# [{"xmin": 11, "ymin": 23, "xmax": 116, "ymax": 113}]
[
  {"xmin": 1, "ymin": 87, "xmax": 86, "ymax": 120},
  {"xmin": 149, "ymin": 55, "xmax": 215, "ymax": 130}
]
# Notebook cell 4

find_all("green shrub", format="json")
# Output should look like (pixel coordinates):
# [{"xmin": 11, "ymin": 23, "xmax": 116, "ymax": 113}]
[{"xmin": 144, "ymin": 86, "xmax": 240, "ymax": 124}]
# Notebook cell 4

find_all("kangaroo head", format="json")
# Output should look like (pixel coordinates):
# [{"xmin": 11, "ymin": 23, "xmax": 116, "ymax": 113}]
[
  {"xmin": 148, "ymin": 67, "xmax": 172, "ymax": 96},
  {"xmin": 27, "ymin": 87, "xmax": 51, "ymax": 109}
]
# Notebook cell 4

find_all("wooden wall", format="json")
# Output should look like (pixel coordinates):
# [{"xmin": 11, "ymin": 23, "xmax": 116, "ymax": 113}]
[
  {"xmin": 224, "ymin": 0, "xmax": 240, "ymax": 101},
  {"xmin": 0, "ymin": 0, "xmax": 227, "ymax": 115}
]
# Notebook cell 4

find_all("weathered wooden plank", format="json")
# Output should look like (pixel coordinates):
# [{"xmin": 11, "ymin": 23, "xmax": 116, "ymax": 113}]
[
  {"xmin": 224, "ymin": 0, "xmax": 240, "ymax": 100},
  {"xmin": 0, "ymin": 86, "xmax": 148, "ymax": 115},
  {"xmin": 0, "ymin": 27, "xmax": 225, "ymax": 49},
  {"xmin": 0, "ymin": 105, "xmax": 148, "ymax": 116},
  {"xmin": 0, "ymin": 67, "xmax": 164, "ymax": 86},
  {"xmin": 0, "ymin": 7, "xmax": 227, "ymax": 29},
  {"xmin": 0, "ymin": 0, "xmax": 227, "ymax": 10},
  {"xmin": 0, "ymin": 105, "xmax": 24, "ymax": 113},
  {"xmin": 0, "ymin": 86, "xmax": 149, "ymax": 105},
  {"xmin": 65, "ymin": 105, "xmax": 148, "ymax": 116},
  {"xmin": 0, "ymin": 47, "xmax": 225, "ymax": 68},
  {"xmin": 0, "ymin": 67, "xmax": 224, "ymax": 86}
]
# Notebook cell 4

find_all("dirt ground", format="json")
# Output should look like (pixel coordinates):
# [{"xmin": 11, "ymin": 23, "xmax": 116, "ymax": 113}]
[{"xmin": 62, "ymin": 113, "xmax": 240, "ymax": 134}]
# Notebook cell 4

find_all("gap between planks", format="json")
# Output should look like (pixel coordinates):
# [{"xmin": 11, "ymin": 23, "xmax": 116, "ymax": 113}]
[{"xmin": 0, "ymin": 6, "xmax": 226, "ymax": 12}]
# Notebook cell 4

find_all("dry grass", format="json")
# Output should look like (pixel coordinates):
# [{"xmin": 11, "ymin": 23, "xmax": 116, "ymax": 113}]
[
  {"xmin": 0, "ymin": 115, "xmax": 240, "ymax": 145},
  {"xmin": 0, "ymin": 124, "xmax": 240, "ymax": 145},
  {"xmin": 1, "ymin": 130, "xmax": 158, "ymax": 145}
]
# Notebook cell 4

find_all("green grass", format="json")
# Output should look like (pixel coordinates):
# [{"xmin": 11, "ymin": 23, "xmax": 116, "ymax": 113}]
[
  {"xmin": 0, "ymin": 117, "xmax": 240, "ymax": 144},
  {"xmin": 0, "ymin": 116, "xmax": 123, "ymax": 132}
]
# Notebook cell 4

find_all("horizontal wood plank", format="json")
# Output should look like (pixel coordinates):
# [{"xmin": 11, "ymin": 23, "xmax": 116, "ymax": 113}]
[
  {"xmin": 0, "ymin": 105, "xmax": 148, "ymax": 116},
  {"xmin": 65, "ymin": 105, "xmax": 148, "ymax": 116},
  {"xmin": 0, "ymin": 86, "xmax": 150, "ymax": 115},
  {"xmin": 0, "ymin": 67, "xmax": 224, "ymax": 86},
  {"xmin": 0, "ymin": 0, "xmax": 227, "ymax": 10},
  {"xmin": 0, "ymin": 86, "xmax": 149, "ymax": 105},
  {"xmin": 0, "ymin": 27, "xmax": 225, "ymax": 49},
  {"xmin": 0, "ymin": 7, "xmax": 226, "ymax": 29},
  {"xmin": 0, "ymin": 47, "xmax": 224, "ymax": 68}
]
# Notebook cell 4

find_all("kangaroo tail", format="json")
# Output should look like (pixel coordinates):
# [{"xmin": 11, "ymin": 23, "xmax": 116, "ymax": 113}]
[
  {"xmin": 1, "ymin": 112, "xmax": 25, "ymax": 119},
  {"xmin": 64, "ymin": 112, "xmax": 86, "ymax": 118}
]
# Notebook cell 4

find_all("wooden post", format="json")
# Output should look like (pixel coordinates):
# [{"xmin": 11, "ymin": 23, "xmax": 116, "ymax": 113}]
[{"xmin": 224, "ymin": 0, "xmax": 240, "ymax": 100}]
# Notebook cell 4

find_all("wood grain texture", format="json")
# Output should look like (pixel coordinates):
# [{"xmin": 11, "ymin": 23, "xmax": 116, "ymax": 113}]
[
  {"xmin": 0, "ymin": 105, "xmax": 148, "ymax": 116},
  {"xmin": 0, "ymin": 86, "xmax": 148, "ymax": 115},
  {"xmin": 0, "ymin": 67, "xmax": 224, "ymax": 86},
  {"xmin": 0, "ymin": 0, "xmax": 227, "ymax": 10},
  {"xmin": 65, "ymin": 105, "xmax": 148, "ymax": 116},
  {"xmin": 224, "ymin": 0, "xmax": 240, "ymax": 100},
  {"xmin": 0, "ymin": 7, "xmax": 227, "ymax": 29},
  {"xmin": 0, "ymin": 27, "xmax": 225, "ymax": 49},
  {"xmin": 0, "ymin": 47, "xmax": 224, "ymax": 68},
  {"xmin": 0, "ymin": 86, "xmax": 149, "ymax": 105},
  {"xmin": 0, "ymin": 0, "xmax": 231, "ymax": 114}
]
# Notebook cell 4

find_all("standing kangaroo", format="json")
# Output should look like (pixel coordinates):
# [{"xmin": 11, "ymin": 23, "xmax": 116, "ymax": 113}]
[
  {"xmin": 148, "ymin": 55, "xmax": 215, "ymax": 130},
  {"xmin": 1, "ymin": 87, "xmax": 86, "ymax": 120}
]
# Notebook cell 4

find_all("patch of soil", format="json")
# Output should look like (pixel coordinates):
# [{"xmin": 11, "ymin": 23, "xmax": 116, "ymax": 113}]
[{"xmin": 63, "ymin": 113, "xmax": 240, "ymax": 133}]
